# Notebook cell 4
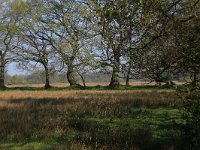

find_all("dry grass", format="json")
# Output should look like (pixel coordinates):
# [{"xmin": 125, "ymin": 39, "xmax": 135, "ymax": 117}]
[
  {"xmin": 0, "ymin": 90, "xmax": 180, "ymax": 115},
  {"xmin": 0, "ymin": 90, "xmax": 182, "ymax": 149},
  {"xmin": 0, "ymin": 90, "xmax": 177, "ymax": 101}
]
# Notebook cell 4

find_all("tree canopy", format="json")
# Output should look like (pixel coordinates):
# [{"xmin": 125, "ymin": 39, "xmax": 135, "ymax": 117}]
[{"xmin": 0, "ymin": 0, "xmax": 199, "ymax": 88}]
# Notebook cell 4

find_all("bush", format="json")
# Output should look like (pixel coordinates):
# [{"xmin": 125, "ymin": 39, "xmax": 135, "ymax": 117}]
[{"xmin": 181, "ymin": 91, "xmax": 200, "ymax": 149}]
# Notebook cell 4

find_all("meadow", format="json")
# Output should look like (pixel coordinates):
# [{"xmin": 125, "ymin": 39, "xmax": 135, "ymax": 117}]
[{"xmin": 0, "ymin": 86, "xmax": 187, "ymax": 150}]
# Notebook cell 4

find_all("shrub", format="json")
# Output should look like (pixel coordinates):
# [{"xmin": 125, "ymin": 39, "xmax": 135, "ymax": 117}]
[{"xmin": 181, "ymin": 91, "xmax": 200, "ymax": 149}]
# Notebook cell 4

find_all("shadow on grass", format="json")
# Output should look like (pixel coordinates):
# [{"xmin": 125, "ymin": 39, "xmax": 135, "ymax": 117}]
[{"xmin": 0, "ymin": 84, "xmax": 177, "ymax": 91}]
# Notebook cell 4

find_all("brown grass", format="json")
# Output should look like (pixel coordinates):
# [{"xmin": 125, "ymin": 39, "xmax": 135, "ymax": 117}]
[
  {"xmin": 0, "ymin": 90, "xmax": 176, "ymax": 100},
  {"xmin": 0, "ymin": 90, "xmax": 180, "ymax": 112},
  {"xmin": 0, "ymin": 90, "xmax": 182, "ymax": 149}
]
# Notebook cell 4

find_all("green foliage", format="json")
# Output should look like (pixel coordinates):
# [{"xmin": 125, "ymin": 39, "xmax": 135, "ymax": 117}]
[
  {"xmin": 181, "ymin": 91, "xmax": 200, "ymax": 149},
  {"xmin": 9, "ymin": 0, "xmax": 30, "ymax": 15},
  {"xmin": 8, "ymin": 75, "xmax": 27, "ymax": 85}
]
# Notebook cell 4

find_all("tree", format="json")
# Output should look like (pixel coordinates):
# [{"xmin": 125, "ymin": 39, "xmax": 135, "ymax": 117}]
[
  {"xmin": 16, "ymin": 15, "xmax": 55, "ymax": 88},
  {"xmin": 122, "ymin": 0, "xmax": 183, "ymax": 86},
  {"xmin": 174, "ymin": 0, "xmax": 200, "ymax": 87},
  {"xmin": 17, "ymin": 32, "xmax": 53, "ymax": 88},
  {"xmin": 89, "ymin": 0, "xmax": 179, "ymax": 87},
  {"xmin": 31, "ymin": 0, "xmax": 94, "ymax": 86},
  {"xmin": 89, "ymin": 1, "xmax": 143, "ymax": 87},
  {"xmin": 0, "ymin": 0, "xmax": 23, "ymax": 87}
]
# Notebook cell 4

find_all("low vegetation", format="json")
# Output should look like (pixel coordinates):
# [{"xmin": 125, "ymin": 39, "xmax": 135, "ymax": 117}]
[
  {"xmin": 181, "ymin": 91, "xmax": 200, "ymax": 149},
  {"xmin": 0, "ymin": 90, "xmax": 187, "ymax": 149}
]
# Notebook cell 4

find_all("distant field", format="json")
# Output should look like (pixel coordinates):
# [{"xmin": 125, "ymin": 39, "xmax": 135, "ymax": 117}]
[
  {"xmin": 6, "ymin": 81, "xmax": 184, "ymax": 88},
  {"xmin": 6, "ymin": 82, "xmax": 153, "ymax": 88},
  {"xmin": 0, "ymin": 90, "xmax": 185, "ymax": 149}
]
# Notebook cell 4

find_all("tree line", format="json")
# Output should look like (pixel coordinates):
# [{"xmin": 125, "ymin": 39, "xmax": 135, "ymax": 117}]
[{"xmin": 0, "ymin": 0, "xmax": 199, "ymax": 88}]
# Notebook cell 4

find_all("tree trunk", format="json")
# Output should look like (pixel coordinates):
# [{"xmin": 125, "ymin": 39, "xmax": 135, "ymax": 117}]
[
  {"xmin": 44, "ymin": 65, "xmax": 50, "ymax": 89},
  {"xmin": 67, "ymin": 64, "xmax": 79, "ymax": 86},
  {"xmin": 78, "ymin": 72, "xmax": 86, "ymax": 88},
  {"xmin": 126, "ymin": 62, "xmax": 131, "ymax": 86},
  {"xmin": 0, "ymin": 51, "xmax": 5, "ymax": 88},
  {"xmin": 0, "ymin": 66, "xmax": 5, "ymax": 88},
  {"xmin": 192, "ymin": 72, "xmax": 198, "ymax": 87},
  {"xmin": 164, "ymin": 80, "xmax": 175, "ymax": 86},
  {"xmin": 109, "ymin": 55, "xmax": 120, "ymax": 87}
]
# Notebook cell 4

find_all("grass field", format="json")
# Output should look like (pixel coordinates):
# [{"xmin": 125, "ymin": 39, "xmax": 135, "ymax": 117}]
[{"xmin": 0, "ymin": 89, "xmax": 186, "ymax": 150}]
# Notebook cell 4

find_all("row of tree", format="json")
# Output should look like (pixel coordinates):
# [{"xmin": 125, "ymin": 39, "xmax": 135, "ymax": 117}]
[{"xmin": 0, "ymin": 0, "xmax": 200, "ymax": 88}]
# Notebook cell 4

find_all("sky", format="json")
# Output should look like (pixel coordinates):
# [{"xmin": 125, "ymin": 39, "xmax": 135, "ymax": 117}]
[{"xmin": 7, "ymin": 63, "xmax": 26, "ymax": 76}]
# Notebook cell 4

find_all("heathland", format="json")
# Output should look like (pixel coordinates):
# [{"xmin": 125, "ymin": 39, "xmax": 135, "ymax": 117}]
[{"xmin": 0, "ymin": 83, "xmax": 188, "ymax": 150}]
